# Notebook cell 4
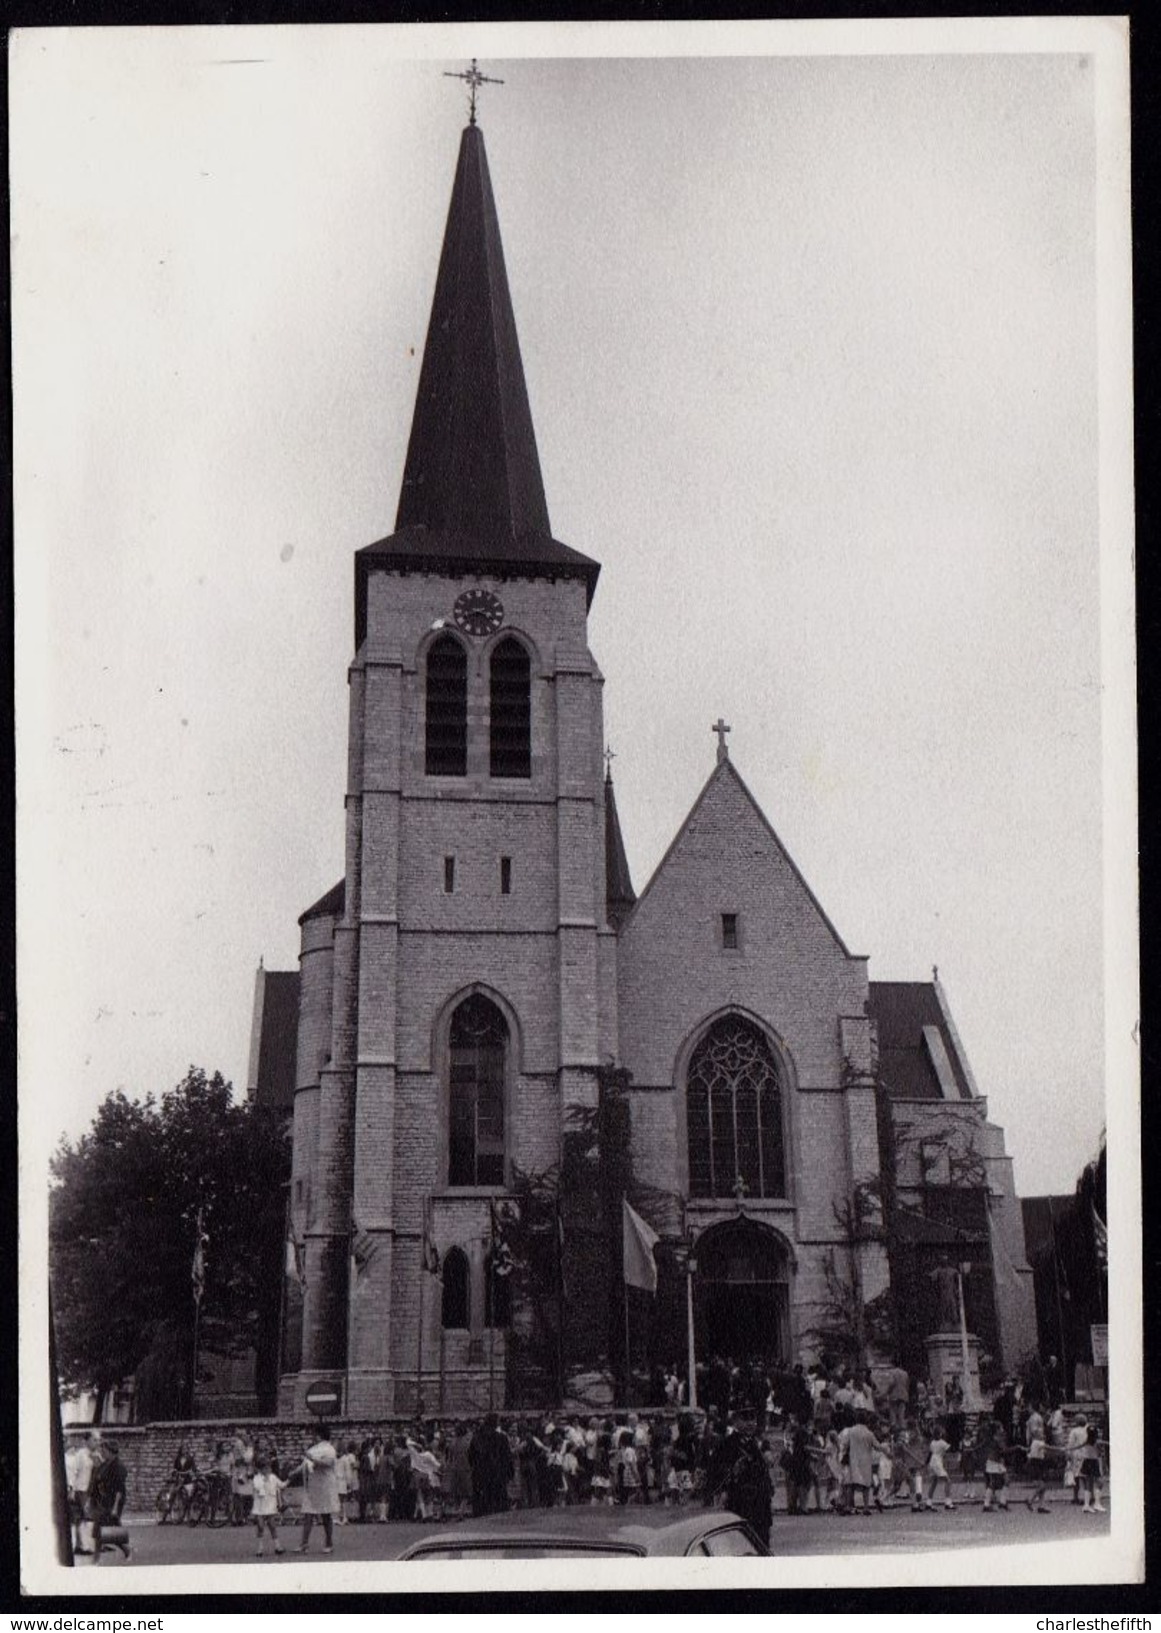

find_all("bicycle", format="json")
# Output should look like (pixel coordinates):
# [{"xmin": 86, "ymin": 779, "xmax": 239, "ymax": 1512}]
[
  {"xmin": 155, "ymin": 1472, "xmax": 196, "ymax": 1525},
  {"xmin": 186, "ymin": 1470, "xmax": 232, "ymax": 1528}
]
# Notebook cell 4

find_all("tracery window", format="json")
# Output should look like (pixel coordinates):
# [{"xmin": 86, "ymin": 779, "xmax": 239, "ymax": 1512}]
[
  {"xmin": 448, "ymin": 994, "xmax": 507, "ymax": 1187},
  {"xmin": 441, "ymin": 1247, "xmax": 470, "ymax": 1329},
  {"xmin": 425, "ymin": 634, "xmax": 468, "ymax": 776},
  {"xmin": 489, "ymin": 637, "xmax": 531, "ymax": 778},
  {"xmin": 686, "ymin": 1015, "xmax": 786, "ymax": 1198}
]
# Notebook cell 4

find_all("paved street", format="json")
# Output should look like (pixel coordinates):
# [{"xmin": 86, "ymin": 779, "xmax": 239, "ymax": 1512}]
[{"xmin": 79, "ymin": 1492, "xmax": 1111, "ymax": 1568}]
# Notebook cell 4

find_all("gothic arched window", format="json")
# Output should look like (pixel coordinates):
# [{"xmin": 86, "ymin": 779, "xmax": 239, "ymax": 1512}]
[
  {"xmin": 425, "ymin": 634, "xmax": 468, "ymax": 776},
  {"xmin": 484, "ymin": 1249, "xmax": 512, "ymax": 1328},
  {"xmin": 489, "ymin": 637, "xmax": 531, "ymax": 778},
  {"xmin": 441, "ymin": 1247, "xmax": 470, "ymax": 1329},
  {"xmin": 686, "ymin": 1016, "xmax": 786, "ymax": 1199},
  {"xmin": 448, "ymin": 994, "xmax": 507, "ymax": 1187}
]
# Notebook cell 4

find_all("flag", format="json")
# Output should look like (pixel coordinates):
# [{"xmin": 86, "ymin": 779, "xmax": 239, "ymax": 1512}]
[
  {"xmin": 556, "ymin": 1198, "xmax": 567, "ymax": 1300},
  {"xmin": 419, "ymin": 1195, "xmax": 441, "ymax": 1276},
  {"xmin": 622, "ymin": 1198, "xmax": 660, "ymax": 1293},
  {"xmin": 1091, "ymin": 1203, "xmax": 1108, "ymax": 1269},
  {"xmin": 285, "ymin": 1228, "xmax": 306, "ymax": 1290},
  {"xmin": 191, "ymin": 1208, "xmax": 208, "ymax": 1304},
  {"xmin": 351, "ymin": 1226, "xmax": 376, "ymax": 1274}
]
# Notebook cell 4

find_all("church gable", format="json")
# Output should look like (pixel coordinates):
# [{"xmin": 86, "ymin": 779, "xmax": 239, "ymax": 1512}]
[{"xmin": 617, "ymin": 757, "xmax": 868, "ymax": 1092}]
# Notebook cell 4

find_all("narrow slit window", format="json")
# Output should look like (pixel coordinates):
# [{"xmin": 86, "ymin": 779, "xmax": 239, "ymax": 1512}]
[
  {"xmin": 500, "ymin": 856, "xmax": 512, "ymax": 895},
  {"xmin": 721, "ymin": 913, "xmax": 739, "ymax": 949},
  {"xmin": 444, "ymin": 856, "xmax": 456, "ymax": 894}
]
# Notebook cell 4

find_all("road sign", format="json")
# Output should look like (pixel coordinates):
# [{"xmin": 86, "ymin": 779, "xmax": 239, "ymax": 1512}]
[
  {"xmin": 304, "ymin": 1379, "xmax": 342, "ymax": 1417},
  {"xmin": 1090, "ymin": 1323, "xmax": 1109, "ymax": 1367}
]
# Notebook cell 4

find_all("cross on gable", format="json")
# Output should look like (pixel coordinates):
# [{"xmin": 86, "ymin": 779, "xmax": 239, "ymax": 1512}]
[
  {"xmin": 712, "ymin": 717, "xmax": 731, "ymax": 762},
  {"xmin": 443, "ymin": 58, "xmax": 505, "ymax": 125}
]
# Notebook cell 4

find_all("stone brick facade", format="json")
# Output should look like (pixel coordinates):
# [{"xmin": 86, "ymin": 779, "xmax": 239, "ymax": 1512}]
[{"xmin": 269, "ymin": 117, "xmax": 1037, "ymax": 1419}]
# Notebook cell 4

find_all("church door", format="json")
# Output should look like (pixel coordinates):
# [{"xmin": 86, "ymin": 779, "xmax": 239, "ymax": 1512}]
[{"xmin": 694, "ymin": 1219, "xmax": 791, "ymax": 1368}]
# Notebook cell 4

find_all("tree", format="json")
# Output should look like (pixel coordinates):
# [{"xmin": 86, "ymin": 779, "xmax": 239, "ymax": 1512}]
[
  {"xmin": 497, "ymin": 1066, "xmax": 674, "ymax": 1408},
  {"xmin": 50, "ymin": 1068, "xmax": 290, "ymax": 1419}
]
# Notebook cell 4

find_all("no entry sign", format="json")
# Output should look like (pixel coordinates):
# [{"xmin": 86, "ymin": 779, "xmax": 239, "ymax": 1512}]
[{"xmin": 304, "ymin": 1379, "xmax": 342, "ymax": 1417}]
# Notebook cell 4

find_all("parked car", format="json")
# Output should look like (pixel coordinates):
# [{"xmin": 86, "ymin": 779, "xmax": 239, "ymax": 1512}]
[{"xmin": 401, "ymin": 1506, "xmax": 768, "ymax": 1559}]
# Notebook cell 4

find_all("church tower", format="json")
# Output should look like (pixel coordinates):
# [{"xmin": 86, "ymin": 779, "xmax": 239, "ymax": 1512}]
[{"xmin": 283, "ymin": 120, "xmax": 617, "ymax": 1416}]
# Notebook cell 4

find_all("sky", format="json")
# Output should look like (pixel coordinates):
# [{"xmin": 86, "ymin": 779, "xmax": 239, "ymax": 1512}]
[{"xmin": 13, "ymin": 23, "xmax": 1134, "ymax": 1202}]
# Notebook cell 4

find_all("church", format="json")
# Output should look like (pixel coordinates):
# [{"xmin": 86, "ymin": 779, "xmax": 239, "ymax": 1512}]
[{"xmin": 259, "ymin": 108, "xmax": 1037, "ymax": 1418}]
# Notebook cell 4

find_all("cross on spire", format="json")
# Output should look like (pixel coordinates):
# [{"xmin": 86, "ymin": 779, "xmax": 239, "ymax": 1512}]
[
  {"xmin": 712, "ymin": 717, "xmax": 731, "ymax": 762},
  {"xmin": 443, "ymin": 58, "xmax": 504, "ymax": 126},
  {"xmin": 604, "ymin": 745, "xmax": 616, "ymax": 782}
]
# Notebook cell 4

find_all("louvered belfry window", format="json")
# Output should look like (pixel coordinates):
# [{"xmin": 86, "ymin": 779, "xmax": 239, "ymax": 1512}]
[
  {"xmin": 448, "ymin": 994, "xmax": 507, "ymax": 1187},
  {"xmin": 687, "ymin": 1016, "xmax": 786, "ymax": 1198},
  {"xmin": 425, "ymin": 634, "xmax": 468, "ymax": 776},
  {"xmin": 489, "ymin": 637, "xmax": 531, "ymax": 778}
]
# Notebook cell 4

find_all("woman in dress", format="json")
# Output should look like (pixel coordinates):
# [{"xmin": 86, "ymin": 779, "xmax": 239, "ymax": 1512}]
[{"xmin": 296, "ymin": 1425, "xmax": 340, "ymax": 1554}]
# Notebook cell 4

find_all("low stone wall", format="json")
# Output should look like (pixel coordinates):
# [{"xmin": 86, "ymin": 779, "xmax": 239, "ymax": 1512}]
[
  {"xmin": 64, "ymin": 1404, "xmax": 1109, "ymax": 1514},
  {"xmin": 62, "ymin": 1409, "xmax": 679, "ymax": 1513}
]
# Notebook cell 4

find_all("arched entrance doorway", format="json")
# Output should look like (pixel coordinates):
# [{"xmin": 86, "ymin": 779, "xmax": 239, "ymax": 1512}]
[{"xmin": 695, "ymin": 1218, "xmax": 791, "ymax": 1369}]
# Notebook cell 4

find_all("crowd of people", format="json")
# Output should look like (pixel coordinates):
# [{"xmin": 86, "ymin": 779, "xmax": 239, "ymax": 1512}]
[{"xmin": 68, "ymin": 1353, "xmax": 1107, "ymax": 1559}]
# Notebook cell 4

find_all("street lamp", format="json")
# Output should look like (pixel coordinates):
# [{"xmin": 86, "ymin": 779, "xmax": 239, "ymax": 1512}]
[
  {"xmin": 674, "ymin": 1219, "xmax": 699, "ymax": 1410},
  {"xmin": 956, "ymin": 1261, "xmax": 977, "ymax": 1410}
]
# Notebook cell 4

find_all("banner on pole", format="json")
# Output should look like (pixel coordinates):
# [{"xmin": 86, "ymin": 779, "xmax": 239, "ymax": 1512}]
[{"xmin": 623, "ymin": 1198, "xmax": 660, "ymax": 1293}]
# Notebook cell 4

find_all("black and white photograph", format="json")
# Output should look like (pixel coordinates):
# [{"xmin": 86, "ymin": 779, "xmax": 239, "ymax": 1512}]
[{"xmin": 15, "ymin": 18, "xmax": 1139, "ymax": 1597}]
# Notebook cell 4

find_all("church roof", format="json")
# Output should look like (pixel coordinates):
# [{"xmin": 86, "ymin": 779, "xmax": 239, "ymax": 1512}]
[
  {"xmin": 604, "ymin": 771, "xmax": 636, "ymax": 930},
  {"xmin": 868, "ymin": 981, "xmax": 975, "ymax": 1101},
  {"xmin": 246, "ymin": 968, "xmax": 299, "ymax": 1113},
  {"xmin": 299, "ymin": 877, "xmax": 345, "ymax": 925},
  {"xmin": 624, "ymin": 752, "xmax": 860, "ymax": 959},
  {"xmin": 357, "ymin": 122, "xmax": 599, "ymax": 644}
]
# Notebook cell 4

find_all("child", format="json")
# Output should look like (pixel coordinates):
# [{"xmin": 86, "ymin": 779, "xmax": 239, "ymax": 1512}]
[
  {"xmin": 871, "ymin": 1433, "xmax": 892, "ymax": 1510},
  {"xmin": 616, "ymin": 1427, "xmax": 641, "ymax": 1505},
  {"xmin": 823, "ymin": 1428, "xmax": 845, "ymax": 1512},
  {"xmin": 980, "ymin": 1420, "xmax": 1010, "ymax": 1512},
  {"xmin": 924, "ymin": 1423, "xmax": 954, "ymax": 1510},
  {"xmin": 560, "ymin": 1436, "xmax": 580, "ymax": 1505},
  {"xmin": 252, "ymin": 1456, "xmax": 287, "ymax": 1557},
  {"xmin": 1024, "ymin": 1429, "xmax": 1053, "ymax": 1513},
  {"xmin": 591, "ymin": 1424, "xmax": 614, "ymax": 1505},
  {"xmin": 667, "ymin": 1422, "xmax": 694, "ymax": 1506},
  {"xmin": 334, "ymin": 1440, "xmax": 351, "ymax": 1523},
  {"xmin": 1079, "ymin": 1422, "xmax": 1106, "ymax": 1514},
  {"xmin": 341, "ymin": 1442, "xmax": 360, "ymax": 1524},
  {"xmin": 894, "ymin": 1423, "xmax": 927, "ymax": 1512},
  {"xmin": 411, "ymin": 1437, "xmax": 442, "ymax": 1521}
]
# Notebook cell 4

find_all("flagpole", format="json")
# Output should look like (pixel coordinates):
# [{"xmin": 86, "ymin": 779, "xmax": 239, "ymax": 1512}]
[
  {"xmin": 555, "ymin": 1194, "xmax": 565, "ymax": 1407},
  {"xmin": 415, "ymin": 1198, "xmax": 427, "ymax": 1417},
  {"xmin": 623, "ymin": 1278, "xmax": 631, "ymax": 1407},
  {"xmin": 191, "ymin": 1290, "xmax": 201, "ymax": 1420},
  {"xmin": 686, "ymin": 1255, "xmax": 698, "ymax": 1411},
  {"xmin": 488, "ymin": 1206, "xmax": 496, "ymax": 1412},
  {"xmin": 190, "ymin": 1204, "xmax": 205, "ymax": 1419},
  {"xmin": 277, "ymin": 1182, "xmax": 290, "ymax": 1381}
]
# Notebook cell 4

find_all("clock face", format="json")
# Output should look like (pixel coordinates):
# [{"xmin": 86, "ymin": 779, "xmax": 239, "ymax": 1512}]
[{"xmin": 453, "ymin": 588, "xmax": 504, "ymax": 636}]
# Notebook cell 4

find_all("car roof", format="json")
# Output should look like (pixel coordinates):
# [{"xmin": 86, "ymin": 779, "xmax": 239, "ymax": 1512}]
[{"xmin": 401, "ymin": 1506, "xmax": 762, "ymax": 1558}]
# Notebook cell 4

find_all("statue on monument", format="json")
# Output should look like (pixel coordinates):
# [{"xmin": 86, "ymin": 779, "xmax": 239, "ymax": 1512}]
[{"xmin": 928, "ymin": 1258, "xmax": 961, "ymax": 1331}]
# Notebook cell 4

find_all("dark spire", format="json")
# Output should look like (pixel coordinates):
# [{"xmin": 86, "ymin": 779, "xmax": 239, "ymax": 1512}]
[
  {"xmin": 397, "ymin": 122, "xmax": 551, "ymax": 545},
  {"xmin": 356, "ymin": 122, "xmax": 599, "ymax": 644},
  {"xmin": 604, "ymin": 764, "xmax": 636, "ymax": 932}
]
